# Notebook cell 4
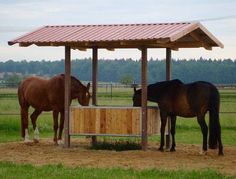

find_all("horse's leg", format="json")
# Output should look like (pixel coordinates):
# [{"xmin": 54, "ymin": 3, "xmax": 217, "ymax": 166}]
[
  {"xmin": 197, "ymin": 116, "xmax": 208, "ymax": 154},
  {"xmin": 216, "ymin": 119, "xmax": 224, "ymax": 155},
  {"xmin": 170, "ymin": 115, "xmax": 177, "ymax": 152},
  {"xmin": 53, "ymin": 110, "xmax": 59, "ymax": 145},
  {"xmin": 58, "ymin": 111, "xmax": 64, "ymax": 145},
  {"xmin": 30, "ymin": 109, "xmax": 42, "ymax": 143},
  {"xmin": 159, "ymin": 111, "xmax": 167, "ymax": 152},
  {"xmin": 20, "ymin": 106, "xmax": 30, "ymax": 143}
]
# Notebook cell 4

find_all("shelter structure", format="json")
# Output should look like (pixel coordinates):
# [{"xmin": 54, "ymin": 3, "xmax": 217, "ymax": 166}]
[{"xmin": 9, "ymin": 22, "xmax": 223, "ymax": 150}]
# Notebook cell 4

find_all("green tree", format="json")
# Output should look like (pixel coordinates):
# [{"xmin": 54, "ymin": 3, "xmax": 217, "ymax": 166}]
[
  {"xmin": 4, "ymin": 73, "xmax": 22, "ymax": 87},
  {"xmin": 120, "ymin": 74, "xmax": 133, "ymax": 85}
]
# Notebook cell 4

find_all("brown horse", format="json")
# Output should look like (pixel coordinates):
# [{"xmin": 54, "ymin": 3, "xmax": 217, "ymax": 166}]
[
  {"xmin": 18, "ymin": 74, "xmax": 90, "ymax": 144},
  {"xmin": 133, "ymin": 79, "xmax": 223, "ymax": 155}
]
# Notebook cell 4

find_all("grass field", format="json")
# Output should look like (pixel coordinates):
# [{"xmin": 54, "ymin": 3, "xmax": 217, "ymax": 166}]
[
  {"xmin": 0, "ymin": 161, "xmax": 228, "ymax": 179},
  {"xmin": 0, "ymin": 87, "xmax": 236, "ymax": 144},
  {"xmin": 0, "ymin": 87, "xmax": 236, "ymax": 178}
]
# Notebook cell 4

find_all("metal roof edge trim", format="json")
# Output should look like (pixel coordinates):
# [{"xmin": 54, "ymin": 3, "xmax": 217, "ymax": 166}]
[
  {"xmin": 169, "ymin": 22, "xmax": 199, "ymax": 42},
  {"xmin": 197, "ymin": 23, "xmax": 224, "ymax": 48},
  {"xmin": 8, "ymin": 26, "xmax": 46, "ymax": 46},
  {"xmin": 44, "ymin": 22, "xmax": 192, "ymax": 28},
  {"xmin": 170, "ymin": 22, "xmax": 224, "ymax": 48}
]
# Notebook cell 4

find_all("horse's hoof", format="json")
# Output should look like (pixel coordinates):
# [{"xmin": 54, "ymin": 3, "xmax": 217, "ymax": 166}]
[
  {"xmin": 24, "ymin": 139, "xmax": 32, "ymax": 143},
  {"xmin": 218, "ymin": 151, "xmax": 224, "ymax": 156},
  {"xmin": 33, "ymin": 139, "xmax": 39, "ymax": 143},
  {"xmin": 58, "ymin": 140, "xmax": 63, "ymax": 145},
  {"xmin": 170, "ymin": 148, "xmax": 176, "ymax": 152},
  {"xmin": 24, "ymin": 139, "xmax": 34, "ymax": 146},
  {"xmin": 200, "ymin": 150, "xmax": 207, "ymax": 155},
  {"xmin": 158, "ymin": 147, "xmax": 164, "ymax": 152}
]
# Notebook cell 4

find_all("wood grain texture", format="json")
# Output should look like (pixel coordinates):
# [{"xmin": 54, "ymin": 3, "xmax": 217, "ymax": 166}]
[{"xmin": 70, "ymin": 107, "xmax": 160, "ymax": 136}]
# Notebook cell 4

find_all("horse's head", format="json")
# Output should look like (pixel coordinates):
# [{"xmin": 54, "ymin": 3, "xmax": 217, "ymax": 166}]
[
  {"xmin": 132, "ymin": 87, "xmax": 142, "ymax": 106},
  {"xmin": 70, "ymin": 76, "xmax": 91, "ymax": 106},
  {"xmin": 77, "ymin": 83, "xmax": 91, "ymax": 106}
]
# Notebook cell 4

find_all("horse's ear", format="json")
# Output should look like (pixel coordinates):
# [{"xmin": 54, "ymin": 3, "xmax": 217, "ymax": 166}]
[
  {"xmin": 87, "ymin": 82, "xmax": 90, "ymax": 89},
  {"xmin": 134, "ymin": 87, "xmax": 137, "ymax": 93}
]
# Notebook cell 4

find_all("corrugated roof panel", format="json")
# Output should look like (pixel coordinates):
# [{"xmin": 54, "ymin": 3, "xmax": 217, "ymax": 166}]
[
  {"xmin": 10, "ymin": 23, "xmax": 192, "ymax": 43},
  {"xmin": 8, "ymin": 22, "xmax": 223, "ymax": 48}
]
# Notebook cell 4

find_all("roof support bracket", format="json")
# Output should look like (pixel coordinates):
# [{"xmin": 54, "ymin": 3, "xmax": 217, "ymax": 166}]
[
  {"xmin": 190, "ymin": 32, "xmax": 212, "ymax": 50},
  {"xmin": 106, "ymin": 48, "xmax": 115, "ymax": 51}
]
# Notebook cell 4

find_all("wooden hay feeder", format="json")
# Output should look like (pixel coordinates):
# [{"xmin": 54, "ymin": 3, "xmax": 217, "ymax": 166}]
[{"xmin": 70, "ymin": 106, "xmax": 160, "ymax": 136}]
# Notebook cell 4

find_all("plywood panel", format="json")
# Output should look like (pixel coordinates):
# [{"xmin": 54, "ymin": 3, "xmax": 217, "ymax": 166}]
[{"xmin": 70, "ymin": 106, "xmax": 160, "ymax": 136}]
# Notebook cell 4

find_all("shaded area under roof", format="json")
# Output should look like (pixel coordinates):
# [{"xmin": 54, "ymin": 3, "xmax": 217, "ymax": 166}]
[{"xmin": 8, "ymin": 22, "xmax": 223, "ymax": 50}]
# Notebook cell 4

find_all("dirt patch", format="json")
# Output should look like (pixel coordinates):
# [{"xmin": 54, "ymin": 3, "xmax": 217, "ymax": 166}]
[{"xmin": 0, "ymin": 139, "xmax": 236, "ymax": 176}]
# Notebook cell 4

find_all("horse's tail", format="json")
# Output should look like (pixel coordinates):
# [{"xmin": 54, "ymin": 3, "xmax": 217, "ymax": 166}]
[
  {"xmin": 208, "ymin": 86, "xmax": 220, "ymax": 149},
  {"xmin": 18, "ymin": 82, "xmax": 28, "ymax": 138}
]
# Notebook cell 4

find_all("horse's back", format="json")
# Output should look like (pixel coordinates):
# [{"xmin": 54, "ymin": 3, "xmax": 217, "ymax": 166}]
[
  {"xmin": 18, "ymin": 75, "xmax": 64, "ymax": 111},
  {"xmin": 186, "ymin": 81, "xmax": 219, "ymax": 114},
  {"xmin": 167, "ymin": 80, "xmax": 219, "ymax": 117},
  {"xmin": 18, "ymin": 76, "xmax": 48, "ymax": 106}
]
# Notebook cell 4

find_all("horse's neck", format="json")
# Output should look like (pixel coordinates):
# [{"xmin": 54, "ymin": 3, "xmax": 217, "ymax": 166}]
[
  {"xmin": 147, "ymin": 86, "xmax": 160, "ymax": 102},
  {"xmin": 71, "ymin": 82, "xmax": 84, "ymax": 99}
]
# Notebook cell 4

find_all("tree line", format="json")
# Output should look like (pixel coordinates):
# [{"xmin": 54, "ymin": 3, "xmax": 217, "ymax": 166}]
[{"xmin": 0, "ymin": 58, "xmax": 236, "ymax": 84}]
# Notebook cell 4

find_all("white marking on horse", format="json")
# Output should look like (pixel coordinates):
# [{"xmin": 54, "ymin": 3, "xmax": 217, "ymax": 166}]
[
  {"xmin": 58, "ymin": 139, "xmax": 63, "ymax": 145},
  {"xmin": 33, "ymin": 127, "xmax": 40, "ymax": 143},
  {"xmin": 199, "ymin": 150, "xmax": 207, "ymax": 155},
  {"xmin": 24, "ymin": 129, "xmax": 31, "ymax": 143}
]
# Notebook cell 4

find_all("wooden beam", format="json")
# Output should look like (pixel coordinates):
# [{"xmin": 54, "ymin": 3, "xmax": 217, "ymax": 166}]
[
  {"xmin": 141, "ymin": 46, "xmax": 148, "ymax": 150},
  {"xmin": 166, "ymin": 48, "xmax": 171, "ymax": 81},
  {"xmin": 169, "ymin": 41, "xmax": 205, "ymax": 48},
  {"xmin": 19, "ymin": 43, "xmax": 32, "ymax": 47},
  {"xmin": 170, "ymin": 23, "xmax": 199, "ymax": 42},
  {"xmin": 156, "ymin": 38, "xmax": 170, "ymax": 44},
  {"xmin": 77, "ymin": 48, "xmax": 87, "ymax": 51},
  {"xmin": 106, "ymin": 48, "xmax": 115, "ymax": 51},
  {"xmin": 190, "ymin": 32, "xmax": 212, "ymax": 50},
  {"xmin": 64, "ymin": 46, "xmax": 71, "ymax": 148},
  {"xmin": 165, "ymin": 48, "xmax": 171, "ymax": 150},
  {"xmin": 92, "ymin": 47, "xmax": 98, "ymax": 145},
  {"xmin": 197, "ymin": 23, "xmax": 224, "ymax": 48},
  {"xmin": 92, "ymin": 47, "xmax": 98, "ymax": 105}
]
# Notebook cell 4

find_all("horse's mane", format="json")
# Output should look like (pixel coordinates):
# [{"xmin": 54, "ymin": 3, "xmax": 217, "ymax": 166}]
[
  {"xmin": 148, "ymin": 79, "xmax": 183, "ymax": 90},
  {"xmin": 59, "ymin": 74, "xmax": 85, "ymax": 87},
  {"xmin": 144, "ymin": 79, "xmax": 183, "ymax": 101}
]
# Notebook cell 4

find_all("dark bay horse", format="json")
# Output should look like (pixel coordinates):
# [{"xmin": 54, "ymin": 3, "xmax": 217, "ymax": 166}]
[
  {"xmin": 18, "ymin": 74, "xmax": 90, "ymax": 145},
  {"xmin": 133, "ymin": 79, "xmax": 223, "ymax": 155}
]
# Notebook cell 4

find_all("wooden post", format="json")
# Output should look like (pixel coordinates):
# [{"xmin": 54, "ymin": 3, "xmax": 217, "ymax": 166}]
[
  {"xmin": 64, "ymin": 46, "xmax": 71, "ymax": 148},
  {"xmin": 92, "ymin": 47, "xmax": 98, "ymax": 105},
  {"xmin": 165, "ymin": 48, "xmax": 171, "ymax": 149},
  {"xmin": 141, "ymin": 47, "xmax": 148, "ymax": 150},
  {"xmin": 92, "ymin": 47, "xmax": 98, "ymax": 145}
]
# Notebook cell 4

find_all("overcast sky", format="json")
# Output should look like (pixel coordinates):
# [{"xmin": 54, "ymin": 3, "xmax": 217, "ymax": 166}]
[{"xmin": 1, "ymin": 0, "xmax": 236, "ymax": 61}]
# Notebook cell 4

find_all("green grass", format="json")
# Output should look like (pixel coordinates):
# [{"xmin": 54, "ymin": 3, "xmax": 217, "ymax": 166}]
[
  {"xmin": 0, "ymin": 88, "xmax": 236, "ymax": 145},
  {"xmin": 0, "ymin": 113, "xmax": 53, "ymax": 143},
  {"xmin": 0, "ymin": 161, "xmax": 228, "ymax": 179},
  {"xmin": 0, "ymin": 88, "xmax": 235, "ymax": 178}
]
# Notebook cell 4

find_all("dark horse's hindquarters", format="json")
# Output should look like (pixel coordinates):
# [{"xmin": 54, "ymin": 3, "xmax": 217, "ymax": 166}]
[
  {"xmin": 133, "ymin": 79, "xmax": 223, "ymax": 155},
  {"xmin": 18, "ymin": 74, "xmax": 91, "ymax": 145}
]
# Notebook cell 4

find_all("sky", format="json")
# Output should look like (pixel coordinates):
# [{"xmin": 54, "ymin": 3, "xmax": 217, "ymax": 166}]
[{"xmin": 0, "ymin": 0, "xmax": 236, "ymax": 61}]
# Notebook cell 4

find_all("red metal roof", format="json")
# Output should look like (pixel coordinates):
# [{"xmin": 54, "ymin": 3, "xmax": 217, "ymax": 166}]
[{"xmin": 8, "ymin": 22, "xmax": 223, "ymax": 49}]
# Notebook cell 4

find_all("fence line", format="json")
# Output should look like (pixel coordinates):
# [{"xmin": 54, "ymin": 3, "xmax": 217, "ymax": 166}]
[
  {"xmin": 1, "ymin": 82, "xmax": 236, "ymax": 89},
  {"xmin": 0, "ymin": 111, "xmax": 236, "ymax": 116},
  {"xmin": 1, "ymin": 83, "xmax": 236, "ymax": 116}
]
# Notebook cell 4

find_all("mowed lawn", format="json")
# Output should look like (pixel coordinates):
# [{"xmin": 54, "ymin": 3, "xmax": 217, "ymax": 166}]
[{"xmin": 0, "ymin": 87, "xmax": 235, "ymax": 178}]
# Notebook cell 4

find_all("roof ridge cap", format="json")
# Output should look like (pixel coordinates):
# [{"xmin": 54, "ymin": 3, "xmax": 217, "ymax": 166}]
[{"xmin": 44, "ymin": 22, "xmax": 193, "ymax": 28}]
